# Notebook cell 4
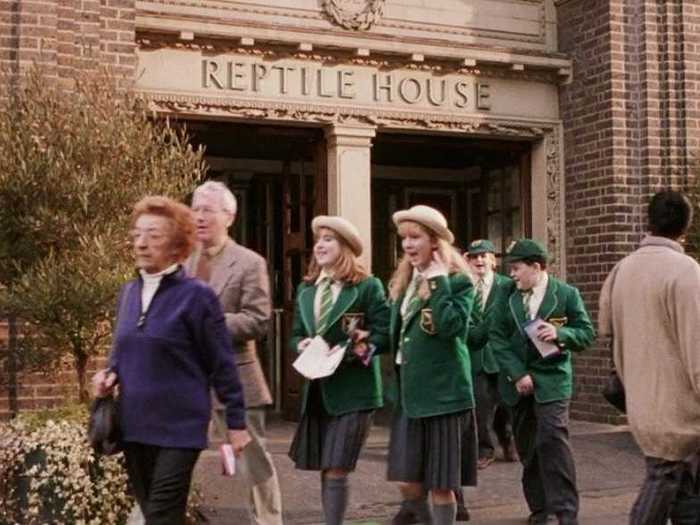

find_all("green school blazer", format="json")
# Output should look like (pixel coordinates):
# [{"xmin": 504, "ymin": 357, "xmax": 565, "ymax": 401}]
[
  {"xmin": 467, "ymin": 272, "xmax": 513, "ymax": 375},
  {"xmin": 389, "ymin": 273, "xmax": 475, "ymax": 418},
  {"xmin": 289, "ymin": 276, "xmax": 390, "ymax": 416},
  {"xmin": 490, "ymin": 275, "xmax": 595, "ymax": 406}
]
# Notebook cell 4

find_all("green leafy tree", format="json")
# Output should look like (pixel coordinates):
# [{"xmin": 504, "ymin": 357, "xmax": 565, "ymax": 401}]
[{"xmin": 0, "ymin": 68, "xmax": 206, "ymax": 402}]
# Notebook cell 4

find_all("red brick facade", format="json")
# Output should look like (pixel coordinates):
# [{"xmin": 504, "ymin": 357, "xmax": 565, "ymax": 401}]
[
  {"xmin": 0, "ymin": 0, "xmax": 135, "ymax": 84},
  {"xmin": 558, "ymin": 0, "xmax": 700, "ymax": 422}
]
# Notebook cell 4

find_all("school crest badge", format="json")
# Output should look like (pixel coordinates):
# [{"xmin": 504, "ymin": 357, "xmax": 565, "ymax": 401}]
[
  {"xmin": 342, "ymin": 312, "xmax": 365, "ymax": 334},
  {"xmin": 419, "ymin": 308, "xmax": 436, "ymax": 335}
]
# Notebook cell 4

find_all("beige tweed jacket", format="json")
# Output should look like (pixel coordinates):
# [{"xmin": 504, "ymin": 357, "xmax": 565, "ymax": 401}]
[{"xmin": 186, "ymin": 238, "xmax": 273, "ymax": 407}]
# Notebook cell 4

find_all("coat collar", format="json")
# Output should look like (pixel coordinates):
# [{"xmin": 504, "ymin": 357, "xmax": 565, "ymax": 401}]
[
  {"xmin": 640, "ymin": 235, "xmax": 684, "ymax": 253},
  {"xmin": 188, "ymin": 237, "xmax": 239, "ymax": 297},
  {"xmin": 508, "ymin": 274, "xmax": 558, "ymax": 329},
  {"xmin": 297, "ymin": 280, "xmax": 359, "ymax": 336}
]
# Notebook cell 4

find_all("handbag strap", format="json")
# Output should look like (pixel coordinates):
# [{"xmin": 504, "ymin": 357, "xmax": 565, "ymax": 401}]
[{"xmin": 107, "ymin": 281, "xmax": 136, "ymax": 371}]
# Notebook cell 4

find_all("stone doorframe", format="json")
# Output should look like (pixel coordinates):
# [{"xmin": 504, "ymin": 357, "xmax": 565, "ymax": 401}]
[{"xmin": 143, "ymin": 92, "xmax": 566, "ymax": 277}]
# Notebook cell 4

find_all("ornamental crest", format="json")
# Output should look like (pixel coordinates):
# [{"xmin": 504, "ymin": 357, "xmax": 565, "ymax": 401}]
[{"xmin": 322, "ymin": 0, "xmax": 385, "ymax": 31}]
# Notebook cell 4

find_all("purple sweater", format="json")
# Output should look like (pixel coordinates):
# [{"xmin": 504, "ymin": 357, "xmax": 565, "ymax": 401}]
[{"xmin": 110, "ymin": 268, "xmax": 246, "ymax": 449}]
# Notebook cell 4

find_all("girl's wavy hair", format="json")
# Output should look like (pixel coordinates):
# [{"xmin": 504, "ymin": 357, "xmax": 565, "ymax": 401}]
[
  {"xmin": 303, "ymin": 227, "xmax": 369, "ymax": 285},
  {"xmin": 389, "ymin": 221, "xmax": 473, "ymax": 301}
]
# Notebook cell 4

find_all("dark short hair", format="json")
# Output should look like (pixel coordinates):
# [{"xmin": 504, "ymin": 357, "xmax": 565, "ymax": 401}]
[{"xmin": 648, "ymin": 190, "xmax": 693, "ymax": 238}]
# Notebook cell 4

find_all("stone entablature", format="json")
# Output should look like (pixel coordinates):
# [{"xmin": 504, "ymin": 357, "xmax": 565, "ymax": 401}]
[{"xmin": 135, "ymin": 0, "xmax": 570, "ymax": 80}]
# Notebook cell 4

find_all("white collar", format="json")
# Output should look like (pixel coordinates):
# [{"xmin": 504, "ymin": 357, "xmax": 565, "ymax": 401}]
[
  {"xmin": 140, "ymin": 263, "xmax": 179, "ymax": 281},
  {"xmin": 531, "ymin": 271, "xmax": 548, "ymax": 295},
  {"xmin": 315, "ymin": 269, "xmax": 340, "ymax": 286}
]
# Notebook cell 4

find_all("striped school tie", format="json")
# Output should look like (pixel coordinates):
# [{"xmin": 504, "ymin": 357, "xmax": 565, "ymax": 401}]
[
  {"xmin": 316, "ymin": 277, "xmax": 334, "ymax": 334},
  {"xmin": 402, "ymin": 275, "xmax": 424, "ymax": 323}
]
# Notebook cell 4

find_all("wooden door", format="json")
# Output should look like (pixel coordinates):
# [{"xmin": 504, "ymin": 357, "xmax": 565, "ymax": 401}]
[{"xmin": 281, "ymin": 136, "xmax": 327, "ymax": 420}]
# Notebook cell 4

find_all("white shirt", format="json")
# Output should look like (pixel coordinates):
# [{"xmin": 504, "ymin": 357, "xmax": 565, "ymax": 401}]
[
  {"xmin": 313, "ymin": 270, "xmax": 343, "ymax": 324},
  {"xmin": 475, "ymin": 270, "xmax": 494, "ymax": 309},
  {"xmin": 526, "ymin": 272, "xmax": 549, "ymax": 320},
  {"xmin": 139, "ymin": 263, "xmax": 179, "ymax": 313}
]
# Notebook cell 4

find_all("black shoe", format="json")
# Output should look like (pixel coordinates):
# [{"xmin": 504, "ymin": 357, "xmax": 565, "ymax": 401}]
[
  {"xmin": 556, "ymin": 512, "xmax": 578, "ymax": 525},
  {"xmin": 392, "ymin": 506, "xmax": 420, "ymax": 525},
  {"xmin": 527, "ymin": 512, "xmax": 554, "ymax": 524},
  {"xmin": 456, "ymin": 503, "xmax": 470, "ymax": 521}
]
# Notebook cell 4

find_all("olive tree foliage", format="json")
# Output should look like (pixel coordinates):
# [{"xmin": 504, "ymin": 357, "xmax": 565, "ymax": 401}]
[{"xmin": 0, "ymin": 68, "xmax": 206, "ymax": 401}]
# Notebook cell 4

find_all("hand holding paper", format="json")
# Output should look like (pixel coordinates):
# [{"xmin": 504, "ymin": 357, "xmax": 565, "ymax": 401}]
[{"xmin": 523, "ymin": 318, "xmax": 561, "ymax": 359}]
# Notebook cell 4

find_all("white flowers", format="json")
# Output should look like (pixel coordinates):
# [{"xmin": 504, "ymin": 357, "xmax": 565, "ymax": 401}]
[{"xmin": 0, "ymin": 416, "xmax": 132, "ymax": 524}]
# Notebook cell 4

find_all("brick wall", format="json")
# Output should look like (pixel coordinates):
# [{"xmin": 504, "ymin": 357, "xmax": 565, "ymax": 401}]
[
  {"xmin": 0, "ymin": 0, "xmax": 136, "ymax": 85},
  {"xmin": 0, "ymin": 0, "xmax": 136, "ymax": 419},
  {"xmin": 557, "ymin": 0, "xmax": 700, "ymax": 422}
]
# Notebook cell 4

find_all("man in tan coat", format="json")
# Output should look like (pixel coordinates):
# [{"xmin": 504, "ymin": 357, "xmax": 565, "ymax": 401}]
[
  {"xmin": 186, "ymin": 181, "xmax": 282, "ymax": 525},
  {"xmin": 599, "ymin": 190, "xmax": 700, "ymax": 524}
]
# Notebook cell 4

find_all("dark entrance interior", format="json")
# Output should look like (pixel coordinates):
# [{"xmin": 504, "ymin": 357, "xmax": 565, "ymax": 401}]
[{"xmin": 371, "ymin": 132, "xmax": 532, "ymax": 285}]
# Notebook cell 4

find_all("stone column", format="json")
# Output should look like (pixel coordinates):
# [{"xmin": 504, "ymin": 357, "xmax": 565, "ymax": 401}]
[{"xmin": 324, "ymin": 124, "xmax": 376, "ymax": 269}]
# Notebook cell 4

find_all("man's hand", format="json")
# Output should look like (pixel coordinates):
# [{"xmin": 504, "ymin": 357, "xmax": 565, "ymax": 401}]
[
  {"xmin": 515, "ymin": 374, "xmax": 535, "ymax": 396},
  {"xmin": 228, "ymin": 429, "xmax": 252, "ymax": 457},
  {"xmin": 537, "ymin": 322, "xmax": 558, "ymax": 342},
  {"xmin": 298, "ymin": 338, "xmax": 313, "ymax": 352},
  {"xmin": 91, "ymin": 369, "xmax": 117, "ymax": 398}
]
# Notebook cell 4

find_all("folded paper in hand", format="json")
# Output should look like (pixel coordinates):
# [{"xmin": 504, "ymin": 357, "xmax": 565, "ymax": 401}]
[
  {"xmin": 292, "ymin": 335, "xmax": 346, "ymax": 380},
  {"xmin": 523, "ymin": 318, "xmax": 561, "ymax": 359},
  {"xmin": 220, "ymin": 443, "xmax": 236, "ymax": 477}
]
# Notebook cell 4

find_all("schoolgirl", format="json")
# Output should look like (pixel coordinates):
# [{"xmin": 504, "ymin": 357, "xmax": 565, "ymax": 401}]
[
  {"xmin": 386, "ymin": 205, "xmax": 478, "ymax": 525},
  {"xmin": 288, "ymin": 215, "xmax": 390, "ymax": 525}
]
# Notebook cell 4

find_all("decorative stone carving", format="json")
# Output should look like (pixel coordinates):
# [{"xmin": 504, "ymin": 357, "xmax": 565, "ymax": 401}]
[
  {"xmin": 544, "ymin": 128, "xmax": 563, "ymax": 276},
  {"xmin": 321, "ymin": 0, "xmax": 385, "ymax": 31}
]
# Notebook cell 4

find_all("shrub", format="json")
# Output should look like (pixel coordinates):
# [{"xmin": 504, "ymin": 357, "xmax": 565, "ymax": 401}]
[{"xmin": 0, "ymin": 410, "xmax": 132, "ymax": 524}]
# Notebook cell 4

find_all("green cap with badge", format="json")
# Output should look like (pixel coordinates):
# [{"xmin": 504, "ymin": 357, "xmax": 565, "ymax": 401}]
[
  {"xmin": 504, "ymin": 238, "xmax": 548, "ymax": 263},
  {"xmin": 467, "ymin": 239, "xmax": 496, "ymax": 255}
]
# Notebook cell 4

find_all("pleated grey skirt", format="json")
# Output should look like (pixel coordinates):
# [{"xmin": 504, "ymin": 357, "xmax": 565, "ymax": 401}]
[
  {"xmin": 387, "ymin": 405, "xmax": 478, "ymax": 491},
  {"xmin": 288, "ymin": 381, "xmax": 374, "ymax": 471}
]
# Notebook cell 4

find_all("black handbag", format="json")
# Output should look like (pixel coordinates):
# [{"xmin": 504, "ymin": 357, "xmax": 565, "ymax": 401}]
[
  {"xmin": 87, "ymin": 394, "xmax": 122, "ymax": 455},
  {"xmin": 602, "ymin": 367, "xmax": 626, "ymax": 413},
  {"xmin": 601, "ymin": 263, "xmax": 626, "ymax": 413}
]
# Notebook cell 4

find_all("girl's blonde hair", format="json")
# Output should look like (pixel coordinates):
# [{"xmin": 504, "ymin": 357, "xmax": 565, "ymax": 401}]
[
  {"xmin": 389, "ymin": 221, "xmax": 473, "ymax": 301},
  {"xmin": 303, "ymin": 227, "xmax": 369, "ymax": 285}
]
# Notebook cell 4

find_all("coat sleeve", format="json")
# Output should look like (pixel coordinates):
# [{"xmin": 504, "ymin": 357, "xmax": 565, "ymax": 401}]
[
  {"xmin": 597, "ymin": 269, "xmax": 615, "ymax": 338},
  {"xmin": 195, "ymin": 289, "xmax": 246, "ymax": 430},
  {"xmin": 224, "ymin": 256, "xmax": 272, "ymax": 343},
  {"xmin": 428, "ymin": 274, "xmax": 473, "ymax": 340},
  {"xmin": 671, "ymin": 262, "xmax": 700, "ymax": 397},
  {"xmin": 366, "ymin": 277, "xmax": 390, "ymax": 355},
  {"xmin": 467, "ymin": 304, "xmax": 488, "ymax": 351},
  {"xmin": 556, "ymin": 287, "xmax": 595, "ymax": 352},
  {"xmin": 490, "ymin": 291, "xmax": 529, "ymax": 383},
  {"xmin": 289, "ymin": 283, "xmax": 308, "ymax": 354},
  {"xmin": 108, "ymin": 282, "xmax": 133, "ymax": 373}
]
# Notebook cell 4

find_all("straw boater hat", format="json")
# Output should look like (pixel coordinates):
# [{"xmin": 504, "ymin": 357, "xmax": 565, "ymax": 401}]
[
  {"xmin": 392, "ymin": 205, "xmax": 455, "ymax": 244},
  {"xmin": 311, "ymin": 215, "xmax": 363, "ymax": 257}
]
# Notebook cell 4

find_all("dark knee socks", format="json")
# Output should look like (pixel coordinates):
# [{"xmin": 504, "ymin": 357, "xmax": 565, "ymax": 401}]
[
  {"xmin": 322, "ymin": 476, "xmax": 348, "ymax": 525},
  {"xmin": 433, "ymin": 502, "xmax": 456, "ymax": 525},
  {"xmin": 405, "ymin": 495, "xmax": 432, "ymax": 523}
]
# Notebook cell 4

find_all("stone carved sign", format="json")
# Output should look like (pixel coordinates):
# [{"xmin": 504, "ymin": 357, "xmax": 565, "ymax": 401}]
[
  {"xmin": 322, "ymin": 0, "xmax": 385, "ymax": 31},
  {"xmin": 135, "ymin": 49, "xmax": 560, "ymax": 121}
]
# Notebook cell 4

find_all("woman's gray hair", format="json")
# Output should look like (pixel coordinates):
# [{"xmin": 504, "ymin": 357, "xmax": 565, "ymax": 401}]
[{"xmin": 193, "ymin": 180, "xmax": 237, "ymax": 215}]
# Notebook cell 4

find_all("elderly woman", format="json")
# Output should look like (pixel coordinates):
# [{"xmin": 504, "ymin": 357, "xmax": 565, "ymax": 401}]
[{"xmin": 92, "ymin": 196, "xmax": 250, "ymax": 525}]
